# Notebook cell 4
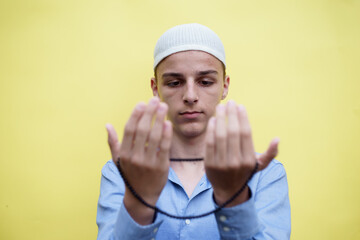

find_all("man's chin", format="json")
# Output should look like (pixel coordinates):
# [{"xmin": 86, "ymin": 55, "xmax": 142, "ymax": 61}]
[{"xmin": 176, "ymin": 123, "xmax": 206, "ymax": 138}]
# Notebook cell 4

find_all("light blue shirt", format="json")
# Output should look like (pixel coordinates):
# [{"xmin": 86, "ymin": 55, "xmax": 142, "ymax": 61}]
[{"xmin": 96, "ymin": 159, "xmax": 291, "ymax": 239}]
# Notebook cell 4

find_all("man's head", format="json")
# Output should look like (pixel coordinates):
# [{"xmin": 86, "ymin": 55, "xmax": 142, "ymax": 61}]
[
  {"xmin": 153, "ymin": 23, "xmax": 226, "ymax": 80},
  {"xmin": 151, "ymin": 23, "xmax": 230, "ymax": 138}
]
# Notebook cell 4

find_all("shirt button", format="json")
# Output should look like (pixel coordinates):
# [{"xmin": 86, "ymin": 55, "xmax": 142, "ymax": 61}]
[
  {"xmin": 153, "ymin": 227, "xmax": 158, "ymax": 233},
  {"xmin": 185, "ymin": 219, "xmax": 191, "ymax": 225},
  {"xmin": 223, "ymin": 226, "xmax": 230, "ymax": 232},
  {"xmin": 219, "ymin": 215, "xmax": 227, "ymax": 222}
]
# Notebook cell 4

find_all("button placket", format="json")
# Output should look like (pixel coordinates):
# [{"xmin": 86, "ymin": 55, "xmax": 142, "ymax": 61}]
[
  {"xmin": 219, "ymin": 215, "xmax": 227, "ymax": 222},
  {"xmin": 223, "ymin": 226, "xmax": 230, "ymax": 232}
]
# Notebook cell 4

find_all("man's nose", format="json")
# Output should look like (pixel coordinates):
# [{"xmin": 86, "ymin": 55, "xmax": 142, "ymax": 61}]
[{"xmin": 182, "ymin": 81, "xmax": 198, "ymax": 104}]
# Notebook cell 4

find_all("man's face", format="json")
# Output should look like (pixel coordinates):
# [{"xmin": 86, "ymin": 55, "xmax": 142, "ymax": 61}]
[{"xmin": 151, "ymin": 50, "xmax": 229, "ymax": 138}]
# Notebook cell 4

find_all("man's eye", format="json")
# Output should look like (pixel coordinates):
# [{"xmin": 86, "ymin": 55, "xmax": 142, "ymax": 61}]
[
  {"xmin": 167, "ymin": 81, "xmax": 181, "ymax": 87},
  {"xmin": 199, "ymin": 80, "xmax": 213, "ymax": 86}
]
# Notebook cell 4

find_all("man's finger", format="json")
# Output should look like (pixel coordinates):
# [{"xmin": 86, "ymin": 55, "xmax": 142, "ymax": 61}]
[
  {"xmin": 256, "ymin": 137, "xmax": 280, "ymax": 171},
  {"xmin": 158, "ymin": 120, "xmax": 172, "ymax": 167},
  {"xmin": 106, "ymin": 123, "xmax": 118, "ymax": 147},
  {"xmin": 132, "ymin": 97, "xmax": 160, "ymax": 162},
  {"xmin": 237, "ymin": 105, "xmax": 255, "ymax": 164},
  {"xmin": 120, "ymin": 102, "xmax": 146, "ymax": 155},
  {"xmin": 106, "ymin": 123, "xmax": 121, "ymax": 162},
  {"xmin": 146, "ymin": 102, "xmax": 168, "ymax": 162},
  {"xmin": 205, "ymin": 117, "xmax": 216, "ymax": 166},
  {"xmin": 215, "ymin": 104, "xmax": 227, "ymax": 165},
  {"xmin": 227, "ymin": 100, "xmax": 241, "ymax": 165}
]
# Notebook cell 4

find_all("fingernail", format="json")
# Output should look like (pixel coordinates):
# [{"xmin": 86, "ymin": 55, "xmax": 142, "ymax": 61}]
[
  {"xmin": 158, "ymin": 103, "xmax": 167, "ymax": 113},
  {"xmin": 164, "ymin": 120, "xmax": 172, "ymax": 129},
  {"xmin": 217, "ymin": 104, "xmax": 225, "ymax": 113},
  {"xmin": 150, "ymin": 97, "xmax": 159, "ymax": 105},
  {"xmin": 136, "ymin": 102, "xmax": 145, "ymax": 110},
  {"xmin": 209, "ymin": 117, "xmax": 215, "ymax": 126},
  {"xmin": 227, "ymin": 100, "xmax": 235, "ymax": 106},
  {"xmin": 238, "ymin": 104, "xmax": 245, "ymax": 111}
]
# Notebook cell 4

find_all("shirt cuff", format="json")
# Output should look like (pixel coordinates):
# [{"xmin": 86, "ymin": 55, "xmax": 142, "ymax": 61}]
[
  {"xmin": 114, "ymin": 203, "xmax": 163, "ymax": 240},
  {"xmin": 213, "ymin": 188, "xmax": 263, "ymax": 240}
]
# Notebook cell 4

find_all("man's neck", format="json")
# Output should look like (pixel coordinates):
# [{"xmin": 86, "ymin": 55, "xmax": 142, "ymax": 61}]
[
  {"xmin": 168, "ymin": 131, "xmax": 206, "ymax": 171},
  {"xmin": 170, "ymin": 131, "xmax": 206, "ymax": 159},
  {"xmin": 169, "ymin": 131, "xmax": 206, "ymax": 197}
]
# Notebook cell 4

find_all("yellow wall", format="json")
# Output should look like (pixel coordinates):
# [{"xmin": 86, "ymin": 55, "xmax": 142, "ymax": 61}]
[{"xmin": 1, "ymin": 0, "xmax": 359, "ymax": 239}]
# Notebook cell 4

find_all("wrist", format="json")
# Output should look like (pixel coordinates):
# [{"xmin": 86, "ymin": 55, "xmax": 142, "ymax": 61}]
[
  {"xmin": 123, "ymin": 190, "xmax": 157, "ymax": 225},
  {"xmin": 213, "ymin": 185, "xmax": 250, "ymax": 207}
]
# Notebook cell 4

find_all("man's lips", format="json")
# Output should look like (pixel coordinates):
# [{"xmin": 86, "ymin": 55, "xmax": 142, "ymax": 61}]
[{"xmin": 179, "ymin": 111, "xmax": 203, "ymax": 119}]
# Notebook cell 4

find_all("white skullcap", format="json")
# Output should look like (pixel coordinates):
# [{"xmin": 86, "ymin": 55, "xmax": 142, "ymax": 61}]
[{"xmin": 153, "ymin": 23, "xmax": 226, "ymax": 70}]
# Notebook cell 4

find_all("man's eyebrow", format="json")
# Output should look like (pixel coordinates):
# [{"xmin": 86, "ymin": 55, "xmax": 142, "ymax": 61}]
[
  {"xmin": 162, "ymin": 72, "xmax": 184, "ymax": 79},
  {"xmin": 197, "ymin": 70, "xmax": 218, "ymax": 76},
  {"xmin": 161, "ymin": 70, "xmax": 218, "ymax": 79}
]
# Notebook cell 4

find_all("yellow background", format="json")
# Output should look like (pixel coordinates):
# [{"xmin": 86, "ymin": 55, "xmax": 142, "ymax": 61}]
[{"xmin": 1, "ymin": 0, "xmax": 359, "ymax": 239}]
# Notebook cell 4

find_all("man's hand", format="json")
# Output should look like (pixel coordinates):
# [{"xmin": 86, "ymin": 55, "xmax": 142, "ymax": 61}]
[
  {"xmin": 205, "ymin": 100, "xmax": 279, "ymax": 207},
  {"xmin": 106, "ymin": 97, "xmax": 172, "ymax": 225}
]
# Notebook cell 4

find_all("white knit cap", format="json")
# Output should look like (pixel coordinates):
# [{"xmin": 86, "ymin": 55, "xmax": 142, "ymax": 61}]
[{"xmin": 153, "ymin": 23, "xmax": 226, "ymax": 70}]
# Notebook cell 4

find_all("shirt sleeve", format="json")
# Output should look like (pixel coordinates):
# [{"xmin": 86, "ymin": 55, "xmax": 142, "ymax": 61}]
[
  {"xmin": 213, "ymin": 189, "xmax": 263, "ymax": 240},
  {"xmin": 96, "ymin": 160, "xmax": 163, "ymax": 240},
  {"xmin": 252, "ymin": 160, "xmax": 291, "ymax": 239},
  {"xmin": 213, "ymin": 160, "xmax": 291, "ymax": 240}
]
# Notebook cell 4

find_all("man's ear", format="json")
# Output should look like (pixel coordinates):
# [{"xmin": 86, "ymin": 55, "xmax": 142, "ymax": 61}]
[
  {"xmin": 151, "ymin": 77, "xmax": 160, "ymax": 97},
  {"xmin": 221, "ymin": 75, "xmax": 230, "ymax": 100}
]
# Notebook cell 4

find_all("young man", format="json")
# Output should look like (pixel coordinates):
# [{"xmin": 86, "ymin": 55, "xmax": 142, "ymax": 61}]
[{"xmin": 97, "ymin": 23, "xmax": 291, "ymax": 239}]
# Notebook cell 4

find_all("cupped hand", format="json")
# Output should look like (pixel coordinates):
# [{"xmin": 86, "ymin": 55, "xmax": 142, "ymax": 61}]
[
  {"xmin": 106, "ymin": 97, "xmax": 173, "ymax": 224},
  {"xmin": 205, "ymin": 100, "xmax": 279, "ymax": 206}
]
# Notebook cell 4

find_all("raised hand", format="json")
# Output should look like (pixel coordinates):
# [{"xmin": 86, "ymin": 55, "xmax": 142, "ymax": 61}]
[
  {"xmin": 106, "ymin": 97, "xmax": 172, "ymax": 224},
  {"xmin": 205, "ymin": 100, "xmax": 279, "ymax": 206}
]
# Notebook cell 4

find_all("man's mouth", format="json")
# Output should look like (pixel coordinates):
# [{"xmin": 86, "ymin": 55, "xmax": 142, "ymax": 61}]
[{"xmin": 179, "ymin": 111, "xmax": 203, "ymax": 119}]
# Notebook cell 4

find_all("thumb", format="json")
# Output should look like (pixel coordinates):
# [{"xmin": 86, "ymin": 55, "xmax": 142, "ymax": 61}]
[
  {"xmin": 106, "ymin": 123, "xmax": 119, "ymax": 145},
  {"xmin": 256, "ymin": 137, "xmax": 279, "ymax": 171},
  {"xmin": 105, "ymin": 123, "xmax": 120, "ymax": 160}
]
